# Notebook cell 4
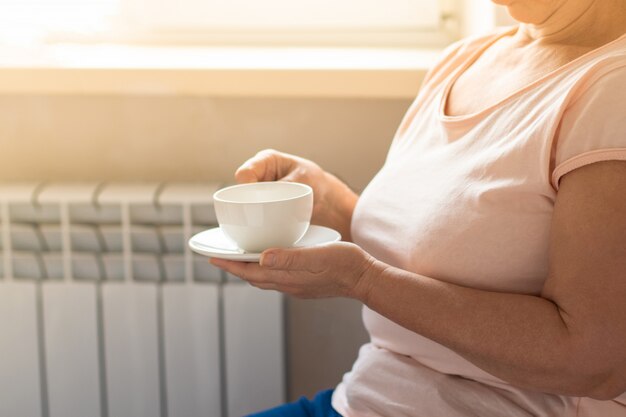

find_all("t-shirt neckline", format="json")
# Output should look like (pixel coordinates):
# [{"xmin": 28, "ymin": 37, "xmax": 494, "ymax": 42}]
[{"xmin": 438, "ymin": 26, "xmax": 626, "ymax": 125}]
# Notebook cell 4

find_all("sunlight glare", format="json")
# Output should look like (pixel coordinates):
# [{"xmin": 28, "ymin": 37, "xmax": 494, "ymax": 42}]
[{"xmin": 0, "ymin": 0, "xmax": 121, "ymax": 45}]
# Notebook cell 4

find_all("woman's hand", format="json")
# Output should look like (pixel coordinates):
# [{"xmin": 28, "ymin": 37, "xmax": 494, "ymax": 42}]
[
  {"xmin": 210, "ymin": 242, "xmax": 378, "ymax": 300},
  {"xmin": 234, "ymin": 149, "xmax": 358, "ymax": 241}
]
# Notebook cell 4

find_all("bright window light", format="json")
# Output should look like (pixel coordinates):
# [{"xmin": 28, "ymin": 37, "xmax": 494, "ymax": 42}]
[
  {"xmin": 0, "ymin": 0, "xmax": 455, "ymax": 47},
  {"xmin": 131, "ymin": 0, "xmax": 440, "ymax": 31},
  {"xmin": 0, "ymin": 0, "xmax": 120, "ymax": 44}
]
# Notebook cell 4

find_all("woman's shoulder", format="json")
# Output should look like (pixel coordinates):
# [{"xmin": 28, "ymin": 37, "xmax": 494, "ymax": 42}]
[
  {"xmin": 551, "ymin": 42, "xmax": 626, "ymax": 190},
  {"xmin": 579, "ymin": 32, "xmax": 626, "ymax": 73},
  {"xmin": 421, "ymin": 26, "xmax": 517, "ymax": 88},
  {"xmin": 565, "ymin": 34, "xmax": 626, "ymax": 105}
]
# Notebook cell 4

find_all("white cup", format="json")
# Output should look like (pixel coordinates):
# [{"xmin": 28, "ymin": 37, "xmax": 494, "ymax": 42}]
[{"xmin": 213, "ymin": 181, "xmax": 313, "ymax": 253}]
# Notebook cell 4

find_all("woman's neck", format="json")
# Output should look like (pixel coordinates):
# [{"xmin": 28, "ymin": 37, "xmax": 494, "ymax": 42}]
[{"xmin": 515, "ymin": 0, "xmax": 626, "ymax": 47}]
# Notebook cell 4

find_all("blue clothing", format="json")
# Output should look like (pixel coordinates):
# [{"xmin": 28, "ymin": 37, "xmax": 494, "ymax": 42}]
[{"xmin": 245, "ymin": 389, "xmax": 341, "ymax": 417}]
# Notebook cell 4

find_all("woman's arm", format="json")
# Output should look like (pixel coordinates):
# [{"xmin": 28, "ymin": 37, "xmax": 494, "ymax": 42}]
[
  {"xmin": 357, "ymin": 160, "xmax": 626, "ymax": 399},
  {"xmin": 211, "ymin": 160, "xmax": 626, "ymax": 400}
]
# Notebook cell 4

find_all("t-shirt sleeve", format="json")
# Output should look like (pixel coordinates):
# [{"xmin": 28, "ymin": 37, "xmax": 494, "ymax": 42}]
[{"xmin": 551, "ymin": 65, "xmax": 626, "ymax": 190}]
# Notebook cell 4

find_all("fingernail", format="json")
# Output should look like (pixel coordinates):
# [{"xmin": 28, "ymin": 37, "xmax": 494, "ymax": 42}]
[{"xmin": 261, "ymin": 253, "xmax": 275, "ymax": 267}]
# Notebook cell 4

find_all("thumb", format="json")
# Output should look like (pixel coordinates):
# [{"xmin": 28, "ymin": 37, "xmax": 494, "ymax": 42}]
[
  {"xmin": 260, "ymin": 247, "xmax": 309, "ymax": 270},
  {"xmin": 279, "ymin": 171, "xmax": 302, "ymax": 183}
]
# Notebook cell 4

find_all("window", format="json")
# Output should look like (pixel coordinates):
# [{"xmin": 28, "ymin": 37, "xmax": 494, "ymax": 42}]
[
  {"xmin": 0, "ymin": 0, "xmax": 119, "ymax": 44},
  {"xmin": 0, "ymin": 0, "xmax": 458, "ymax": 47}
]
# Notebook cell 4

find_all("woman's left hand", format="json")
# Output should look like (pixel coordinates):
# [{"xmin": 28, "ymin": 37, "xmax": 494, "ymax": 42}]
[{"xmin": 209, "ymin": 242, "xmax": 377, "ymax": 300}]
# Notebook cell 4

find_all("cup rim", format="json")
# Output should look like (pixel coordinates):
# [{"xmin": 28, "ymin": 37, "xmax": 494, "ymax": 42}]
[{"xmin": 213, "ymin": 181, "xmax": 313, "ymax": 204}]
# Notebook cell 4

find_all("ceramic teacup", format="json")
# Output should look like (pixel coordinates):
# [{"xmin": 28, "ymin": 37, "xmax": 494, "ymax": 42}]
[{"xmin": 213, "ymin": 181, "xmax": 313, "ymax": 253}]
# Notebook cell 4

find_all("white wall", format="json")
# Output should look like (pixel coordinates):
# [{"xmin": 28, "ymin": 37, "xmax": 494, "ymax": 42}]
[{"xmin": 0, "ymin": 95, "xmax": 410, "ymax": 192}]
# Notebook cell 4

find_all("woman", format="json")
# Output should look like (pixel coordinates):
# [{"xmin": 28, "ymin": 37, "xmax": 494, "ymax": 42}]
[{"xmin": 210, "ymin": 0, "xmax": 626, "ymax": 415}]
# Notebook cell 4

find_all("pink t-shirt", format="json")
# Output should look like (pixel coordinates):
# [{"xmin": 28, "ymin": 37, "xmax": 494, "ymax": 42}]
[{"xmin": 332, "ymin": 26, "xmax": 626, "ymax": 417}]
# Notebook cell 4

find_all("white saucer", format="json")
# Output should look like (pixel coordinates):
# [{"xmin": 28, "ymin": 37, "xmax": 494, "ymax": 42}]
[{"xmin": 188, "ymin": 225, "xmax": 341, "ymax": 262}]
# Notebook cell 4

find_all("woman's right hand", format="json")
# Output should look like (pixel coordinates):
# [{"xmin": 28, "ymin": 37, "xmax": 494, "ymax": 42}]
[{"xmin": 234, "ymin": 149, "xmax": 358, "ymax": 241}]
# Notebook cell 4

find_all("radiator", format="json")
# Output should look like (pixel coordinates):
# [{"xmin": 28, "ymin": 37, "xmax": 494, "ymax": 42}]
[{"xmin": 0, "ymin": 183, "xmax": 285, "ymax": 417}]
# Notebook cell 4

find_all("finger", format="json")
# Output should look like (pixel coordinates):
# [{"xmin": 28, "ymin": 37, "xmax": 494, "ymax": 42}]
[
  {"xmin": 234, "ymin": 150, "xmax": 275, "ymax": 183},
  {"xmin": 248, "ymin": 281, "xmax": 306, "ymax": 299},
  {"xmin": 210, "ymin": 258, "xmax": 266, "ymax": 281},
  {"xmin": 260, "ymin": 246, "xmax": 325, "ymax": 272},
  {"xmin": 235, "ymin": 149, "xmax": 295, "ymax": 183},
  {"xmin": 210, "ymin": 257, "xmax": 293, "ymax": 285},
  {"xmin": 248, "ymin": 281, "xmax": 279, "ymax": 291},
  {"xmin": 280, "ymin": 169, "xmax": 305, "ymax": 183},
  {"xmin": 234, "ymin": 165, "xmax": 259, "ymax": 183}
]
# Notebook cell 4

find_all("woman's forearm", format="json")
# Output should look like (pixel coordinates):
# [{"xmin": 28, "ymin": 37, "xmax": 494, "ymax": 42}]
[{"xmin": 355, "ymin": 262, "xmax": 611, "ymax": 398}]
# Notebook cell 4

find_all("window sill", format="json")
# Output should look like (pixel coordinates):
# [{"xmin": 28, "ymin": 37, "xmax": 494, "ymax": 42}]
[{"xmin": 0, "ymin": 44, "xmax": 439, "ymax": 98}]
